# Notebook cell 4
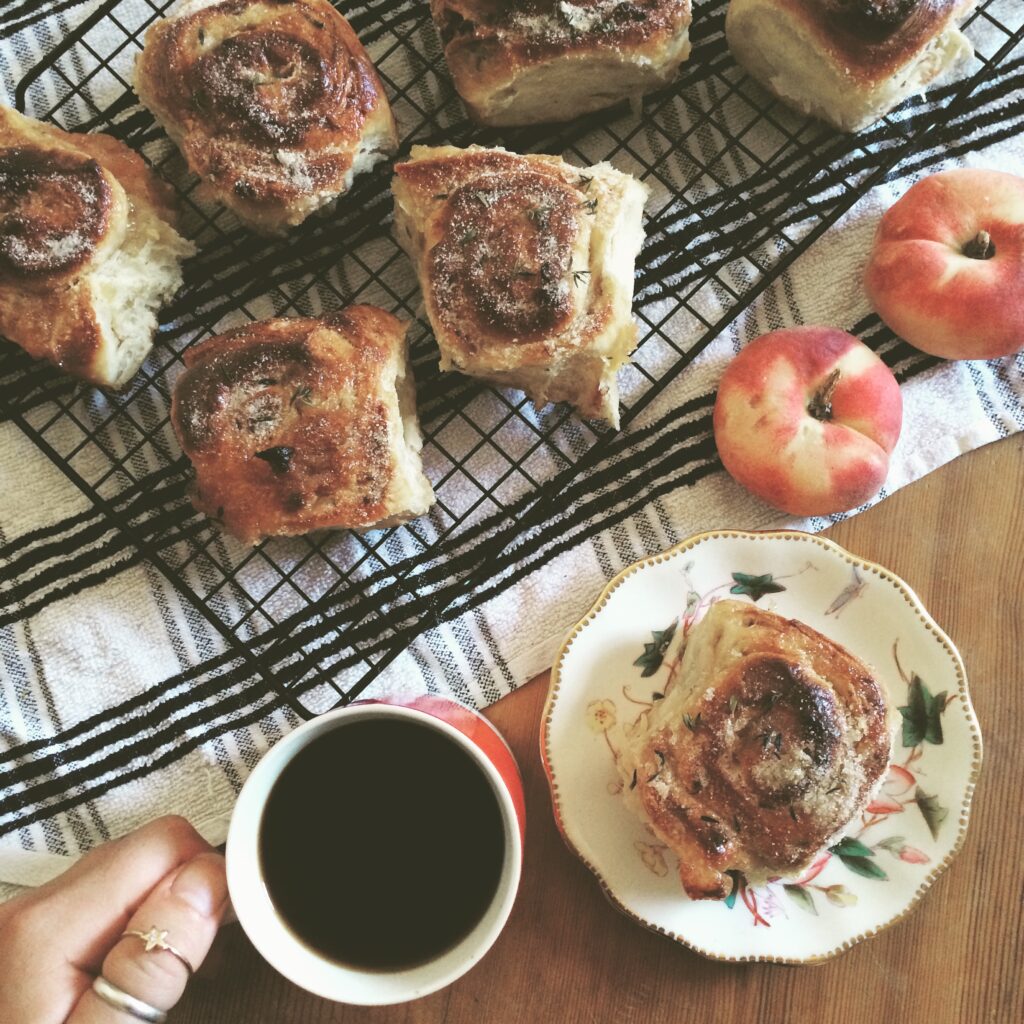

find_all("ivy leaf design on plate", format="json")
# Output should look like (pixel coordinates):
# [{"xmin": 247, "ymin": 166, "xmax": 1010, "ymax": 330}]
[
  {"xmin": 838, "ymin": 857, "xmax": 888, "ymax": 881},
  {"xmin": 829, "ymin": 836, "xmax": 888, "ymax": 881},
  {"xmin": 783, "ymin": 884, "xmax": 817, "ymax": 915},
  {"xmin": 830, "ymin": 837, "xmax": 872, "ymax": 857},
  {"xmin": 633, "ymin": 619, "xmax": 678, "ymax": 677},
  {"xmin": 729, "ymin": 572, "xmax": 786, "ymax": 603},
  {"xmin": 915, "ymin": 788, "xmax": 949, "ymax": 839},
  {"xmin": 822, "ymin": 884, "xmax": 858, "ymax": 907},
  {"xmin": 898, "ymin": 674, "xmax": 948, "ymax": 747},
  {"xmin": 875, "ymin": 835, "xmax": 906, "ymax": 854}
]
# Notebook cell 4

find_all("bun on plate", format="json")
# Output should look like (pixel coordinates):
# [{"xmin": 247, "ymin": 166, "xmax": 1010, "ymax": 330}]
[{"xmin": 619, "ymin": 599, "xmax": 892, "ymax": 899}]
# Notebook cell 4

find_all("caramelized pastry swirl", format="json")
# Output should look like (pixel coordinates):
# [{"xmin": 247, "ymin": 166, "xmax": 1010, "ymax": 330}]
[
  {"xmin": 826, "ymin": 0, "xmax": 918, "ymax": 27},
  {"xmin": 811, "ymin": 0, "xmax": 969, "ymax": 67},
  {"xmin": 628, "ymin": 601, "xmax": 891, "ymax": 899},
  {"xmin": 171, "ymin": 308, "xmax": 409, "ymax": 543},
  {"xmin": 435, "ymin": 0, "xmax": 692, "ymax": 51},
  {"xmin": 159, "ymin": 1, "xmax": 365, "ymax": 149},
  {"xmin": 428, "ymin": 171, "xmax": 582, "ymax": 348},
  {"xmin": 136, "ymin": 0, "xmax": 395, "ymax": 230},
  {"xmin": 174, "ymin": 335, "xmax": 317, "ymax": 455},
  {"xmin": 0, "ymin": 147, "xmax": 118, "ymax": 278}
]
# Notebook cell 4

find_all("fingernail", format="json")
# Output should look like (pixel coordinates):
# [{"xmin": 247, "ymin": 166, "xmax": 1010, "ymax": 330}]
[{"xmin": 171, "ymin": 853, "xmax": 228, "ymax": 918}]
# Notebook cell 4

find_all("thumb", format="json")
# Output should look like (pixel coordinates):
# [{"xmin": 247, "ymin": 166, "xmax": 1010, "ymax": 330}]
[{"xmin": 68, "ymin": 851, "xmax": 228, "ymax": 1024}]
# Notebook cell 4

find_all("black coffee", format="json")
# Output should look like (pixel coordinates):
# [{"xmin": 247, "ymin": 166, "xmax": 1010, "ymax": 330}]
[{"xmin": 258, "ymin": 717, "xmax": 507, "ymax": 971}]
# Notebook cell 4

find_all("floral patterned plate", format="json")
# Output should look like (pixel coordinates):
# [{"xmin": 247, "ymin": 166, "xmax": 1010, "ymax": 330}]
[{"xmin": 541, "ymin": 530, "xmax": 982, "ymax": 963}]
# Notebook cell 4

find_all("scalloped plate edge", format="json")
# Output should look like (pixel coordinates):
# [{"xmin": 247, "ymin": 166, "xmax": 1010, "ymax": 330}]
[{"xmin": 540, "ymin": 529, "xmax": 983, "ymax": 964}]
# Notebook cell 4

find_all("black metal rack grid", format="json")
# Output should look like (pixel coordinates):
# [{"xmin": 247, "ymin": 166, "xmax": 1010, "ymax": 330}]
[{"xmin": 1, "ymin": 0, "xmax": 1022, "ymax": 717}]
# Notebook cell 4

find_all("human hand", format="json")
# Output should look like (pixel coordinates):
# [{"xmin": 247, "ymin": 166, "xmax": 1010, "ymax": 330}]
[{"xmin": 0, "ymin": 815, "xmax": 227, "ymax": 1023}]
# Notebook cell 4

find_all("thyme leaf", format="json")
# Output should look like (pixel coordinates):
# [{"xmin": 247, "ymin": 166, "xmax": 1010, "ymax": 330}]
[
  {"xmin": 633, "ymin": 620, "xmax": 678, "ymax": 677},
  {"xmin": 527, "ymin": 203, "xmax": 553, "ymax": 227}
]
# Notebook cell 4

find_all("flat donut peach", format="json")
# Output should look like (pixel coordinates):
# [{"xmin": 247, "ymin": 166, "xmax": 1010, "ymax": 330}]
[
  {"xmin": 864, "ymin": 168, "xmax": 1024, "ymax": 360},
  {"xmin": 713, "ymin": 326, "xmax": 903, "ymax": 517}
]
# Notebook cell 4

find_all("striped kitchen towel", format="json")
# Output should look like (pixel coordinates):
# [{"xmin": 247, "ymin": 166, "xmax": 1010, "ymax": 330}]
[{"xmin": 1, "ymin": 0, "xmax": 1022, "ymax": 896}]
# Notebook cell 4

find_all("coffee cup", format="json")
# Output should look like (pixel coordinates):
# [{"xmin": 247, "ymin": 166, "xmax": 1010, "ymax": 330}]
[{"xmin": 226, "ymin": 695, "xmax": 525, "ymax": 1005}]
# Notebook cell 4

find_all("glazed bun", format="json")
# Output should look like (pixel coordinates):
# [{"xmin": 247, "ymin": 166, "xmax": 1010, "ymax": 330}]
[
  {"xmin": 392, "ymin": 145, "xmax": 648, "ymax": 427},
  {"xmin": 171, "ymin": 306, "xmax": 434, "ymax": 544},
  {"xmin": 620, "ymin": 600, "xmax": 891, "ymax": 899},
  {"xmin": 135, "ymin": 0, "xmax": 398, "ymax": 235},
  {"xmin": 0, "ymin": 105, "xmax": 193, "ymax": 388},
  {"xmin": 725, "ymin": 0, "xmax": 977, "ymax": 132},
  {"xmin": 431, "ymin": 0, "xmax": 693, "ymax": 127}
]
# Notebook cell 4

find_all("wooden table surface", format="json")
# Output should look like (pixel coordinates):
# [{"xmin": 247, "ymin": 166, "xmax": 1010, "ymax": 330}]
[{"xmin": 177, "ymin": 435, "xmax": 1024, "ymax": 1024}]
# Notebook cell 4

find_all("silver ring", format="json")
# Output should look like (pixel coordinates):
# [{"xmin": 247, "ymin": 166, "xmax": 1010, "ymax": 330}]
[
  {"xmin": 121, "ymin": 925, "xmax": 196, "ymax": 976},
  {"xmin": 91, "ymin": 975, "xmax": 167, "ymax": 1023}
]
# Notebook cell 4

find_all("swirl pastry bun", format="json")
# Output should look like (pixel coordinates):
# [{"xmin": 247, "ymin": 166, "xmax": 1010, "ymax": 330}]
[
  {"xmin": 725, "ymin": 0, "xmax": 977, "ymax": 133},
  {"xmin": 135, "ymin": 0, "xmax": 398, "ymax": 235},
  {"xmin": 431, "ymin": 0, "xmax": 692, "ymax": 127},
  {"xmin": 0, "ymin": 106, "xmax": 193, "ymax": 388},
  {"xmin": 392, "ymin": 145, "xmax": 648, "ymax": 427},
  {"xmin": 619, "ymin": 599, "xmax": 891, "ymax": 899},
  {"xmin": 171, "ymin": 306, "xmax": 434, "ymax": 544}
]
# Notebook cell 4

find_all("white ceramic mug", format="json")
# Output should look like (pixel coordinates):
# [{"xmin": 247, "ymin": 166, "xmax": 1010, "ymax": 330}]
[{"xmin": 226, "ymin": 695, "xmax": 525, "ymax": 1005}]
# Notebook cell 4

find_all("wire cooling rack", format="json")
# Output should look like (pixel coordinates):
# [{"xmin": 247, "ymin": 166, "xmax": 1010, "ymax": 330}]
[{"xmin": 1, "ymin": 0, "xmax": 1022, "ymax": 717}]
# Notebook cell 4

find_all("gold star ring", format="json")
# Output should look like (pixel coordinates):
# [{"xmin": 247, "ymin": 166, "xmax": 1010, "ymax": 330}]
[{"xmin": 121, "ymin": 926, "xmax": 197, "ymax": 976}]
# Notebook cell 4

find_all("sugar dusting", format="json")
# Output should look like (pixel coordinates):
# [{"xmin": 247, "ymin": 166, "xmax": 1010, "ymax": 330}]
[
  {"xmin": 3, "ymin": 229, "xmax": 90, "ymax": 270},
  {"xmin": 619, "ymin": 600, "xmax": 892, "ymax": 888},
  {"xmin": 191, "ymin": 30, "xmax": 336, "ymax": 146},
  {"xmin": 174, "ymin": 4, "xmax": 373, "ymax": 203},
  {"xmin": 427, "ymin": 170, "xmax": 583, "ymax": 343},
  {"xmin": 0, "ymin": 150, "xmax": 108, "ymax": 276},
  {"xmin": 504, "ymin": 0, "xmax": 641, "ymax": 40}
]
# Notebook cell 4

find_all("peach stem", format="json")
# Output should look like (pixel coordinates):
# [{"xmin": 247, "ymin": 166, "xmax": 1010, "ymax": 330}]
[
  {"xmin": 807, "ymin": 369, "xmax": 841, "ymax": 421},
  {"xmin": 962, "ymin": 230, "xmax": 995, "ymax": 260}
]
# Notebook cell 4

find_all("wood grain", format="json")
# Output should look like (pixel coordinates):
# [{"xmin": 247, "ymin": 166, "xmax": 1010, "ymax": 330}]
[{"xmin": 176, "ymin": 435, "xmax": 1024, "ymax": 1024}]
